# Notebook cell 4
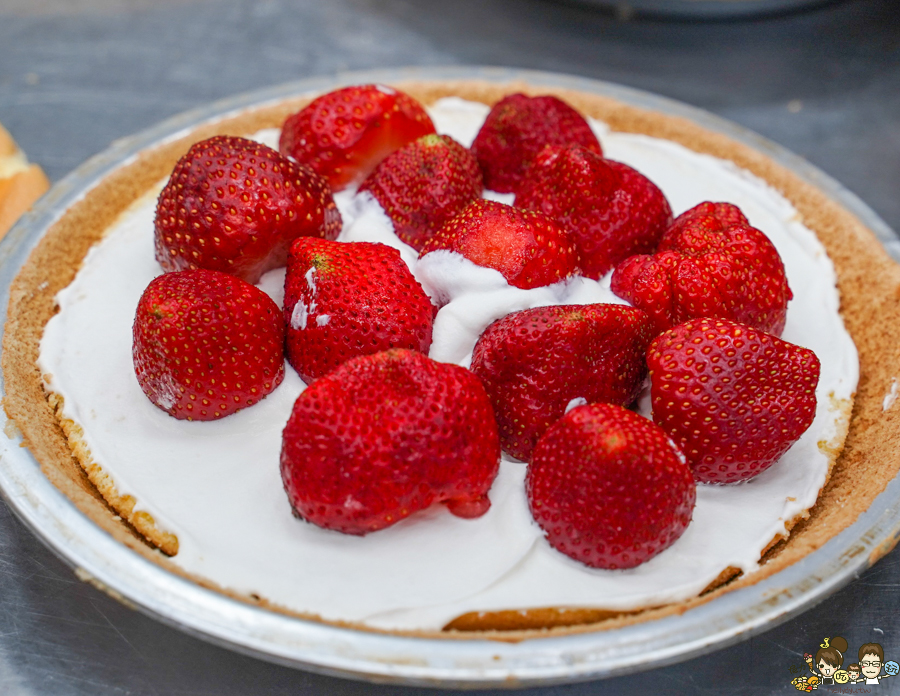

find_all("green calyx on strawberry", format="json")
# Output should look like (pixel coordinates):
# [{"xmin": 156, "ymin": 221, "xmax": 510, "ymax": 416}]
[
  {"xmin": 647, "ymin": 317, "xmax": 820, "ymax": 484},
  {"xmin": 154, "ymin": 135, "xmax": 341, "ymax": 285},
  {"xmin": 516, "ymin": 145, "xmax": 673, "ymax": 279},
  {"xmin": 284, "ymin": 237, "xmax": 435, "ymax": 383},
  {"xmin": 470, "ymin": 304, "xmax": 654, "ymax": 462},
  {"xmin": 133, "ymin": 269, "xmax": 285, "ymax": 421},
  {"xmin": 471, "ymin": 93, "xmax": 602, "ymax": 194},
  {"xmin": 419, "ymin": 199, "xmax": 579, "ymax": 290},
  {"xmin": 526, "ymin": 403, "xmax": 696, "ymax": 570},
  {"xmin": 610, "ymin": 201, "xmax": 793, "ymax": 336},
  {"xmin": 359, "ymin": 133, "xmax": 483, "ymax": 252},
  {"xmin": 279, "ymin": 84, "xmax": 436, "ymax": 192},
  {"xmin": 280, "ymin": 349, "xmax": 501, "ymax": 535}
]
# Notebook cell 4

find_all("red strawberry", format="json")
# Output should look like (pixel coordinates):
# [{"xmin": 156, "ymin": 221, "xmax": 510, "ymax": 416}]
[
  {"xmin": 284, "ymin": 238, "xmax": 434, "ymax": 382},
  {"xmin": 279, "ymin": 84, "xmax": 435, "ymax": 192},
  {"xmin": 470, "ymin": 93, "xmax": 602, "ymax": 194},
  {"xmin": 526, "ymin": 403, "xmax": 695, "ymax": 569},
  {"xmin": 358, "ymin": 134, "xmax": 483, "ymax": 252},
  {"xmin": 133, "ymin": 269, "xmax": 285, "ymax": 421},
  {"xmin": 280, "ymin": 349, "xmax": 501, "ymax": 535},
  {"xmin": 611, "ymin": 201, "xmax": 792, "ymax": 336},
  {"xmin": 419, "ymin": 200, "xmax": 578, "ymax": 290},
  {"xmin": 470, "ymin": 304, "xmax": 654, "ymax": 462},
  {"xmin": 154, "ymin": 135, "xmax": 341, "ymax": 285},
  {"xmin": 647, "ymin": 318, "xmax": 820, "ymax": 484},
  {"xmin": 516, "ymin": 145, "xmax": 673, "ymax": 279}
]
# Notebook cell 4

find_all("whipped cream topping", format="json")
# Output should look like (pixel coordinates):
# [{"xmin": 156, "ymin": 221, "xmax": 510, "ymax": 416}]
[{"xmin": 38, "ymin": 97, "xmax": 858, "ymax": 631}]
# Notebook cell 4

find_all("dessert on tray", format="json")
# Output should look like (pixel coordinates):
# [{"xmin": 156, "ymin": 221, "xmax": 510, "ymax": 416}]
[{"xmin": 4, "ymin": 78, "xmax": 898, "ymax": 640}]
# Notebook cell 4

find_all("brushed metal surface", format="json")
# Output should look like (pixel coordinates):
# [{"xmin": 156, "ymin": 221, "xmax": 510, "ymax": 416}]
[{"xmin": 572, "ymin": 0, "xmax": 838, "ymax": 19}]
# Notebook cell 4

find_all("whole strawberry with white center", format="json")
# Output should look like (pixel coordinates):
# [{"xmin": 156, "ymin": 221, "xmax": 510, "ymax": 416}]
[
  {"xmin": 470, "ymin": 93, "xmax": 602, "ymax": 194},
  {"xmin": 358, "ymin": 133, "xmax": 483, "ymax": 252},
  {"xmin": 279, "ymin": 84, "xmax": 436, "ymax": 192},
  {"xmin": 154, "ymin": 135, "xmax": 341, "ymax": 284},
  {"xmin": 133, "ymin": 269, "xmax": 285, "ymax": 421},
  {"xmin": 280, "ymin": 349, "xmax": 501, "ymax": 535},
  {"xmin": 647, "ymin": 318, "xmax": 820, "ymax": 484},
  {"xmin": 611, "ymin": 202, "xmax": 792, "ymax": 336},
  {"xmin": 516, "ymin": 145, "xmax": 673, "ymax": 279},
  {"xmin": 526, "ymin": 403, "xmax": 695, "ymax": 570},
  {"xmin": 419, "ymin": 199, "xmax": 578, "ymax": 290},
  {"xmin": 470, "ymin": 304, "xmax": 654, "ymax": 462},
  {"xmin": 284, "ymin": 238, "xmax": 434, "ymax": 383}
]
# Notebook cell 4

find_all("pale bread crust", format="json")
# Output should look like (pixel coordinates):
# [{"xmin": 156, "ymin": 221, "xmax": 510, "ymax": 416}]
[
  {"xmin": 0, "ymin": 122, "xmax": 50, "ymax": 238},
  {"xmin": 0, "ymin": 122, "xmax": 17, "ymax": 158},
  {"xmin": 3, "ymin": 80, "xmax": 898, "ymax": 640}
]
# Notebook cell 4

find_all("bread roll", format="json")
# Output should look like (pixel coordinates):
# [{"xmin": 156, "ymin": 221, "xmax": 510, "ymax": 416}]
[{"xmin": 0, "ymin": 122, "xmax": 49, "ymax": 237}]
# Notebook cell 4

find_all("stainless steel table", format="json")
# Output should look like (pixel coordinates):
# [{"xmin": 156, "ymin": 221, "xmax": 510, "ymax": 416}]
[{"xmin": 1, "ymin": 0, "xmax": 899, "ymax": 693}]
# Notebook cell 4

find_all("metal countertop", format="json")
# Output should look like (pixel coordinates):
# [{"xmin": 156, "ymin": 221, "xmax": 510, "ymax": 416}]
[{"xmin": 1, "ymin": 1, "xmax": 899, "ymax": 694}]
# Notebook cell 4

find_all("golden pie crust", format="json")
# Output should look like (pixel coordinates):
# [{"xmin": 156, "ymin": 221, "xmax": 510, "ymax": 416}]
[{"xmin": 3, "ymin": 80, "xmax": 900, "ymax": 639}]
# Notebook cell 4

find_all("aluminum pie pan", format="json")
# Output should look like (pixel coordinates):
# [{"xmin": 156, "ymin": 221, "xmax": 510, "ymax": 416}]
[{"xmin": 0, "ymin": 66, "xmax": 897, "ymax": 688}]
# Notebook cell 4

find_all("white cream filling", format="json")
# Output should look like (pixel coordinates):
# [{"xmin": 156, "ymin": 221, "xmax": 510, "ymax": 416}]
[{"xmin": 37, "ymin": 97, "xmax": 858, "ymax": 631}]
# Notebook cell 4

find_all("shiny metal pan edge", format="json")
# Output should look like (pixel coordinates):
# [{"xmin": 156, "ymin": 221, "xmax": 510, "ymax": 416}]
[{"xmin": 0, "ymin": 66, "xmax": 896, "ymax": 688}]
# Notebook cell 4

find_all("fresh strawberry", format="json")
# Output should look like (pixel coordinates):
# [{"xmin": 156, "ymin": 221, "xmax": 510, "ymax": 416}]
[
  {"xmin": 666, "ymin": 200, "xmax": 748, "ymax": 237},
  {"xmin": 611, "ymin": 202, "xmax": 792, "ymax": 336},
  {"xmin": 284, "ymin": 238, "xmax": 434, "ymax": 382},
  {"xmin": 154, "ymin": 135, "xmax": 341, "ymax": 285},
  {"xmin": 419, "ymin": 200, "xmax": 578, "ymax": 290},
  {"xmin": 647, "ymin": 318, "xmax": 820, "ymax": 484},
  {"xmin": 470, "ymin": 304, "xmax": 654, "ymax": 462},
  {"xmin": 280, "ymin": 349, "xmax": 501, "ymax": 535},
  {"xmin": 516, "ymin": 145, "xmax": 673, "ymax": 279},
  {"xmin": 133, "ymin": 269, "xmax": 285, "ymax": 421},
  {"xmin": 358, "ymin": 134, "xmax": 483, "ymax": 252},
  {"xmin": 526, "ymin": 403, "xmax": 695, "ymax": 569},
  {"xmin": 470, "ymin": 93, "xmax": 601, "ymax": 194},
  {"xmin": 279, "ymin": 84, "xmax": 435, "ymax": 192}
]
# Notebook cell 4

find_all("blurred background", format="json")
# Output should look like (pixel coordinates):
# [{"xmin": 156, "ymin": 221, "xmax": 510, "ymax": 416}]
[{"xmin": 1, "ymin": 0, "xmax": 899, "ymax": 694}]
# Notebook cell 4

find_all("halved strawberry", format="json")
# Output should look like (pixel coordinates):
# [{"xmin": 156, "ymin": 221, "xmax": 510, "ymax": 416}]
[
  {"xmin": 470, "ymin": 93, "xmax": 602, "ymax": 194},
  {"xmin": 279, "ymin": 84, "xmax": 436, "ymax": 192},
  {"xmin": 516, "ymin": 145, "xmax": 673, "ymax": 279},
  {"xmin": 133, "ymin": 269, "xmax": 285, "ymax": 421},
  {"xmin": 527, "ymin": 403, "xmax": 696, "ymax": 569},
  {"xmin": 419, "ymin": 199, "xmax": 578, "ymax": 290},
  {"xmin": 611, "ymin": 202, "xmax": 792, "ymax": 336},
  {"xmin": 358, "ymin": 133, "xmax": 483, "ymax": 252},
  {"xmin": 280, "ymin": 349, "xmax": 501, "ymax": 535},
  {"xmin": 154, "ymin": 135, "xmax": 341, "ymax": 284},
  {"xmin": 470, "ymin": 304, "xmax": 654, "ymax": 461},
  {"xmin": 284, "ymin": 237, "xmax": 434, "ymax": 383},
  {"xmin": 647, "ymin": 318, "xmax": 820, "ymax": 484}
]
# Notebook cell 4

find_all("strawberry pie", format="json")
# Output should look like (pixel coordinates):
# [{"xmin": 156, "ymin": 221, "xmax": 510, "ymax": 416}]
[{"xmin": 6, "ymin": 80, "xmax": 893, "ymax": 638}]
